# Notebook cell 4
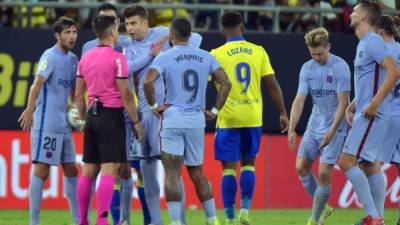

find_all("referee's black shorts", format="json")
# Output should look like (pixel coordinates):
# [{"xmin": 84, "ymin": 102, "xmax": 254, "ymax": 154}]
[{"xmin": 83, "ymin": 107, "xmax": 127, "ymax": 163}]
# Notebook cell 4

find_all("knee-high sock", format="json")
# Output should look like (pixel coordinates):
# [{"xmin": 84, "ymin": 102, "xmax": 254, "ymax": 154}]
[
  {"xmin": 140, "ymin": 159, "xmax": 162, "ymax": 225},
  {"xmin": 137, "ymin": 176, "xmax": 151, "ymax": 225},
  {"xmin": 121, "ymin": 178, "xmax": 133, "ymax": 223},
  {"xmin": 29, "ymin": 175, "xmax": 44, "ymax": 225},
  {"xmin": 299, "ymin": 173, "xmax": 318, "ymax": 198},
  {"xmin": 167, "ymin": 201, "xmax": 182, "ymax": 223},
  {"xmin": 222, "ymin": 169, "xmax": 237, "ymax": 220},
  {"xmin": 63, "ymin": 176, "xmax": 78, "ymax": 224},
  {"xmin": 345, "ymin": 166, "xmax": 379, "ymax": 218},
  {"xmin": 368, "ymin": 172, "xmax": 386, "ymax": 217},
  {"xmin": 203, "ymin": 198, "xmax": 217, "ymax": 222},
  {"xmin": 77, "ymin": 176, "xmax": 94, "ymax": 225},
  {"xmin": 96, "ymin": 175, "xmax": 115, "ymax": 225},
  {"xmin": 179, "ymin": 176, "xmax": 186, "ymax": 224},
  {"xmin": 310, "ymin": 186, "xmax": 331, "ymax": 221},
  {"xmin": 240, "ymin": 166, "xmax": 255, "ymax": 210},
  {"xmin": 110, "ymin": 181, "xmax": 121, "ymax": 225}
]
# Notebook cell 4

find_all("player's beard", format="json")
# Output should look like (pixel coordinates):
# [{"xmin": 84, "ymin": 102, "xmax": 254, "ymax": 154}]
[{"xmin": 350, "ymin": 20, "xmax": 359, "ymax": 30}]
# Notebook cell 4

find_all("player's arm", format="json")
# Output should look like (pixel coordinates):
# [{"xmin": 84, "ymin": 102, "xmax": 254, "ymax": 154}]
[
  {"xmin": 211, "ymin": 67, "xmax": 232, "ymax": 110},
  {"xmin": 18, "ymin": 75, "xmax": 46, "ymax": 131},
  {"xmin": 74, "ymin": 77, "xmax": 87, "ymax": 121},
  {"xmin": 364, "ymin": 56, "xmax": 400, "ymax": 119},
  {"xmin": 319, "ymin": 92, "xmax": 349, "ymax": 149},
  {"xmin": 263, "ymin": 75, "xmax": 289, "ymax": 132},
  {"xmin": 287, "ymin": 94, "xmax": 306, "ymax": 150},
  {"xmin": 346, "ymin": 99, "xmax": 356, "ymax": 126},
  {"xmin": 127, "ymin": 54, "xmax": 154, "ymax": 73},
  {"xmin": 143, "ymin": 68, "xmax": 160, "ymax": 112}
]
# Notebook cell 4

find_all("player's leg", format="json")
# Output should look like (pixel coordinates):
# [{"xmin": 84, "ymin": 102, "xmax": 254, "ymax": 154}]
[
  {"xmin": 215, "ymin": 128, "xmax": 241, "ymax": 224},
  {"xmin": 187, "ymin": 165, "xmax": 218, "ymax": 225},
  {"xmin": 95, "ymin": 108, "xmax": 126, "ymax": 225},
  {"xmin": 133, "ymin": 162, "xmax": 151, "ymax": 225},
  {"xmin": 140, "ymin": 112, "xmax": 162, "ymax": 225},
  {"xmin": 311, "ymin": 134, "xmax": 345, "ymax": 225},
  {"xmin": 310, "ymin": 163, "xmax": 334, "ymax": 225},
  {"xmin": 368, "ymin": 116, "xmax": 400, "ymax": 218},
  {"xmin": 78, "ymin": 163, "xmax": 100, "ymax": 225},
  {"xmin": 339, "ymin": 115, "xmax": 388, "ymax": 222},
  {"xmin": 29, "ymin": 162, "xmax": 50, "ymax": 225},
  {"xmin": 160, "ymin": 128, "xmax": 185, "ymax": 225},
  {"xmin": 185, "ymin": 129, "xmax": 219, "ymax": 225},
  {"xmin": 238, "ymin": 127, "xmax": 263, "ymax": 225},
  {"xmin": 109, "ymin": 174, "xmax": 121, "ymax": 225},
  {"xmin": 296, "ymin": 131, "xmax": 319, "ymax": 199},
  {"xmin": 119, "ymin": 162, "xmax": 133, "ymax": 224},
  {"xmin": 61, "ymin": 163, "xmax": 79, "ymax": 224},
  {"xmin": 360, "ymin": 161, "xmax": 385, "ymax": 217},
  {"xmin": 61, "ymin": 132, "xmax": 79, "ymax": 224},
  {"xmin": 29, "ymin": 130, "xmax": 64, "ymax": 225},
  {"xmin": 96, "ymin": 163, "xmax": 120, "ymax": 225}
]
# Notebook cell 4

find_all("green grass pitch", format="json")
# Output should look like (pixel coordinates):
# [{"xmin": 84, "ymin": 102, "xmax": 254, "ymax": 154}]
[{"xmin": 0, "ymin": 209, "xmax": 397, "ymax": 225}]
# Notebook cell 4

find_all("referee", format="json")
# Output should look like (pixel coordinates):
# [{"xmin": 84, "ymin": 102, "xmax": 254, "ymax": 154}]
[{"xmin": 74, "ymin": 15, "xmax": 143, "ymax": 225}]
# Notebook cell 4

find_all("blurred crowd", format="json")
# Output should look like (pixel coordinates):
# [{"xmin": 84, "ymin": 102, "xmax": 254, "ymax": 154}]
[{"xmin": 0, "ymin": 0, "xmax": 399, "ymax": 32}]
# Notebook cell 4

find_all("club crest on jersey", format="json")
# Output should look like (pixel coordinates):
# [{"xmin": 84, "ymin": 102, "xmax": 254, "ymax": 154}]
[
  {"xmin": 326, "ymin": 75, "xmax": 333, "ymax": 83},
  {"xmin": 46, "ymin": 151, "xmax": 53, "ymax": 158}
]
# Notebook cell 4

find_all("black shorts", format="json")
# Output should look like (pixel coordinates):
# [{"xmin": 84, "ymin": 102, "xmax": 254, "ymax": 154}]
[{"xmin": 83, "ymin": 107, "xmax": 127, "ymax": 164}]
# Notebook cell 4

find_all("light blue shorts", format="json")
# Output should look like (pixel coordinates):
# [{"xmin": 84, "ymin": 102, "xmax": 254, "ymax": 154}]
[
  {"xmin": 379, "ymin": 115, "xmax": 400, "ymax": 164},
  {"xmin": 31, "ymin": 130, "xmax": 76, "ymax": 166},
  {"xmin": 135, "ymin": 111, "xmax": 161, "ymax": 159},
  {"xmin": 160, "ymin": 128, "xmax": 204, "ymax": 166},
  {"xmin": 342, "ymin": 114, "xmax": 389, "ymax": 162},
  {"xmin": 298, "ymin": 129, "xmax": 346, "ymax": 165}
]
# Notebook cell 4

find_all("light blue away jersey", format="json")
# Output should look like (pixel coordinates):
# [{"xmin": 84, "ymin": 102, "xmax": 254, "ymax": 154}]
[
  {"xmin": 298, "ymin": 54, "xmax": 351, "ymax": 135},
  {"xmin": 150, "ymin": 44, "xmax": 220, "ymax": 129},
  {"xmin": 33, "ymin": 45, "xmax": 78, "ymax": 132},
  {"xmin": 386, "ymin": 41, "xmax": 400, "ymax": 116},
  {"xmin": 123, "ymin": 26, "xmax": 202, "ymax": 113},
  {"xmin": 354, "ymin": 32, "xmax": 391, "ymax": 121}
]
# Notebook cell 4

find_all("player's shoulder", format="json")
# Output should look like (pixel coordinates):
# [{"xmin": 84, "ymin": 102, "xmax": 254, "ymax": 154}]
[
  {"xmin": 68, "ymin": 51, "xmax": 79, "ymax": 60},
  {"xmin": 83, "ymin": 38, "xmax": 98, "ymax": 48},
  {"xmin": 364, "ymin": 32, "xmax": 385, "ymax": 45},
  {"xmin": 330, "ymin": 54, "xmax": 348, "ymax": 66},
  {"xmin": 152, "ymin": 26, "xmax": 169, "ymax": 35},
  {"xmin": 302, "ymin": 59, "xmax": 314, "ymax": 69}
]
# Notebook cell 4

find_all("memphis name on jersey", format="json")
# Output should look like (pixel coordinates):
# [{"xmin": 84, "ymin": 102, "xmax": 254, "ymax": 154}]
[{"xmin": 175, "ymin": 54, "xmax": 204, "ymax": 63}]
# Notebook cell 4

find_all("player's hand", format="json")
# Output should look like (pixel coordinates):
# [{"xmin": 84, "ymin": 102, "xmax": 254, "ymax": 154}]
[
  {"xmin": 204, "ymin": 110, "xmax": 216, "ymax": 121},
  {"xmin": 150, "ymin": 38, "xmax": 166, "ymax": 58},
  {"xmin": 152, "ymin": 105, "xmax": 168, "ymax": 118},
  {"xmin": 279, "ymin": 114, "xmax": 290, "ymax": 133},
  {"xmin": 18, "ymin": 108, "xmax": 34, "ymax": 131},
  {"xmin": 318, "ymin": 129, "xmax": 334, "ymax": 150},
  {"xmin": 345, "ymin": 105, "xmax": 355, "ymax": 126},
  {"xmin": 288, "ymin": 130, "xmax": 297, "ymax": 151},
  {"xmin": 362, "ymin": 102, "xmax": 378, "ymax": 120},
  {"xmin": 134, "ymin": 122, "xmax": 144, "ymax": 141}
]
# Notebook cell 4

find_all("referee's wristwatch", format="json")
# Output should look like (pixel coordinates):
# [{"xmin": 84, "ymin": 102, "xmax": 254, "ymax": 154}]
[
  {"xmin": 211, "ymin": 107, "xmax": 219, "ymax": 116},
  {"xmin": 149, "ymin": 103, "xmax": 158, "ymax": 110}
]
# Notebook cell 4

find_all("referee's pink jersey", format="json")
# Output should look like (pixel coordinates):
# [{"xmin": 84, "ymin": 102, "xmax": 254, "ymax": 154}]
[{"xmin": 77, "ymin": 44, "xmax": 128, "ymax": 108}]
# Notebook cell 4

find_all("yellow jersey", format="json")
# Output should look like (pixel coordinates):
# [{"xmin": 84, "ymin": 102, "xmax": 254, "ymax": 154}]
[{"xmin": 210, "ymin": 37, "xmax": 274, "ymax": 128}]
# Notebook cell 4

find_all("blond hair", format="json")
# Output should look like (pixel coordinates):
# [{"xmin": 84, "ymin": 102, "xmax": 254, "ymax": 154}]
[{"xmin": 304, "ymin": 27, "xmax": 329, "ymax": 48}]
